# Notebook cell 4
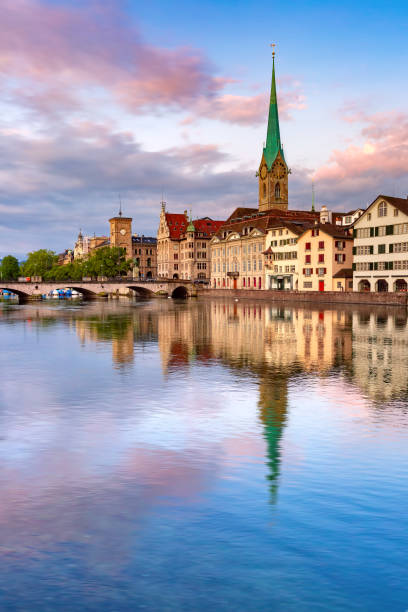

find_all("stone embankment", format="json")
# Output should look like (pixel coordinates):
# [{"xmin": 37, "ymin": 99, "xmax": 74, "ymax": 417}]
[{"xmin": 199, "ymin": 289, "xmax": 408, "ymax": 306}]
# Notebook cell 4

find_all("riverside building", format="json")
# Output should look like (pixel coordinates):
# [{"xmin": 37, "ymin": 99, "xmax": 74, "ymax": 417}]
[
  {"xmin": 157, "ymin": 203, "xmax": 224, "ymax": 281},
  {"xmin": 352, "ymin": 195, "xmax": 408, "ymax": 292}
]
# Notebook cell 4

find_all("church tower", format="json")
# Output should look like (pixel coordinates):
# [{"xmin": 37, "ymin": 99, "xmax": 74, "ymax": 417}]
[
  {"xmin": 109, "ymin": 208, "xmax": 133, "ymax": 259},
  {"xmin": 258, "ymin": 49, "xmax": 289, "ymax": 212}
]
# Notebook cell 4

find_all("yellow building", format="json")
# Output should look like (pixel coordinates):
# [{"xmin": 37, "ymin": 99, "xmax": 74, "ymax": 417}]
[{"xmin": 297, "ymin": 223, "xmax": 353, "ymax": 291}]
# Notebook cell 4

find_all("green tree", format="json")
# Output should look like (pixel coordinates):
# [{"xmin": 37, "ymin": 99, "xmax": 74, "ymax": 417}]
[
  {"xmin": 83, "ymin": 247, "xmax": 131, "ymax": 278},
  {"xmin": 0, "ymin": 255, "xmax": 20, "ymax": 280},
  {"xmin": 44, "ymin": 261, "xmax": 84, "ymax": 281},
  {"xmin": 20, "ymin": 249, "xmax": 58, "ymax": 277}
]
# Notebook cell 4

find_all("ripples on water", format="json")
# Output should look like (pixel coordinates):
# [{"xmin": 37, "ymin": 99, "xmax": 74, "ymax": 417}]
[{"xmin": 0, "ymin": 298, "xmax": 407, "ymax": 611}]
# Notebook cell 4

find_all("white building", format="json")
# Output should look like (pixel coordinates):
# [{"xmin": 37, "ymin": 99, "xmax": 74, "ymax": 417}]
[{"xmin": 353, "ymin": 195, "xmax": 408, "ymax": 292}]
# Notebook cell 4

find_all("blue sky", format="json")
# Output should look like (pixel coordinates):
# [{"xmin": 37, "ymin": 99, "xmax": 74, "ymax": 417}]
[{"xmin": 1, "ymin": 0, "xmax": 407, "ymax": 257}]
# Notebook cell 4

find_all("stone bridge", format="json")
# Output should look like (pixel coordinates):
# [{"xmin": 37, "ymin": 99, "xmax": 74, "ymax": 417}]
[{"xmin": 0, "ymin": 279, "xmax": 196, "ymax": 301}]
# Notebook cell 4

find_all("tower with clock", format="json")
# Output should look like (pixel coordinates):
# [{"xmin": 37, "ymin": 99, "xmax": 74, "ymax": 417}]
[
  {"xmin": 109, "ymin": 209, "xmax": 133, "ymax": 259},
  {"xmin": 258, "ymin": 48, "xmax": 289, "ymax": 213}
]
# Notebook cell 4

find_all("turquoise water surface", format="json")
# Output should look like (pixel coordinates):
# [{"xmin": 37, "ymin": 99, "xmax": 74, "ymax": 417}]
[{"xmin": 0, "ymin": 299, "xmax": 407, "ymax": 611}]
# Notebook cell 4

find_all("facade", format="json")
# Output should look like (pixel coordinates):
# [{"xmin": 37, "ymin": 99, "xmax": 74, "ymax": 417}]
[
  {"xmin": 132, "ymin": 235, "xmax": 157, "ymax": 279},
  {"xmin": 210, "ymin": 209, "xmax": 318, "ymax": 290},
  {"xmin": 297, "ymin": 223, "xmax": 353, "ymax": 291},
  {"xmin": 342, "ymin": 208, "xmax": 365, "ymax": 226},
  {"xmin": 109, "ymin": 214, "xmax": 133, "ymax": 258},
  {"xmin": 353, "ymin": 195, "xmax": 408, "ymax": 292},
  {"xmin": 74, "ymin": 233, "xmax": 108, "ymax": 259},
  {"xmin": 258, "ymin": 52, "xmax": 289, "ymax": 213},
  {"xmin": 157, "ymin": 203, "xmax": 224, "ymax": 280},
  {"xmin": 263, "ymin": 221, "xmax": 310, "ymax": 290}
]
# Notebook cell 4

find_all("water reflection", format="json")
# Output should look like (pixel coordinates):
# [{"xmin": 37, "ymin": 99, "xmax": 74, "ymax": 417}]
[{"xmin": 0, "ymin": 299, "xmax": 407, "ymax": 610}]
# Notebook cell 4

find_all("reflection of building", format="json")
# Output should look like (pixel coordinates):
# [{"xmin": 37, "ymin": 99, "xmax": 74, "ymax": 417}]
[
  {"xmin": 75, "ymin": 312, "xmax": 135, "ymax": 366},
  {"xmin": 351, "ymin": 309, "xmax": 408, "ymax": 401}
]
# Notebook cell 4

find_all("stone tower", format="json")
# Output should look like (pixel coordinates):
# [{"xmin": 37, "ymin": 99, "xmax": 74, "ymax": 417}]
[
  {"xmin": 258, "ymin": 51, "xmax": 289, "ymax": 212},
  {"xmin": 109, "ymin": 210, "xmax": 132, "ymax": 259}
]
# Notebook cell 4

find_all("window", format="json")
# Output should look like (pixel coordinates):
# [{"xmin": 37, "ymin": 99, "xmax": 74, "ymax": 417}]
[
  {"xmin": 303, "ymin": 281, "xmax": 313, "ymax": 288},
  {"xmin": 393, "ymin": 242, "xmax": 408, "ymax": 253},
  {"xmin": 356, "ymin": 262, "xmax": 369, "ymax": 271},
  {"xmin": 394, "ymin": 209, "xmax": 399, "ymax": 217},
  {"xmin": 378, "ymin": 201, "xmax": 387, "ymax": 217},
  {"xmin": 395, "ymin": 223, "xmax": 408, "ymax": 235},
  {"xmin": 318, "ymin": 241, "xmax": 324, "ymax": 249},
  {"xmin": 305, "ymin": 254, "xmax": 311, "ymax": 264},
  {"xmin": 356, "ymin": 245, "xmax": 372, "ymax": 256},
  {"xmin": 312, "ymin": 229, "xmax": 319, "ymax": 237},
  {"xmin": 275, "ymin": 183, "xmax": 280, "ymax": 199},
  {"xmin": 378, "ymin": 244, "xmax": 386, "ymax": 254},
  {"xmin": 378, "ymin": 226, "xmax": 386, "ymax": 236},
  {"xmin": 263, "ymin": 183, "xmax": 266, "ymax": 198},
  {"xmin": 305, "ymin": 242, "xmax": 311, "ymax": 250},
  {"xmin": 304, "ymin": 268, "xmax": 312, "ymax": 276},
  {"xmin": 318, "ymin": 254, "xmax": 325, "ymax": 263},
  {"xmin": 318, "ymin": 267, "xmax": 326, "ymax": 276},
  {"xmin": 356, "ymin": 227, "xmax": 370, "ymax": 239},
  {"xmin": 367, "ymin": 213, "xmax": 371, "ymax": 221}
]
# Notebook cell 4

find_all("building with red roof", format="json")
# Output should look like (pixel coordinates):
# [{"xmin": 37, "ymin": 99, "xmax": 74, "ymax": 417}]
[{"xmin": 157, "ymin": 202, "xmax": 225, "ymax": 281}]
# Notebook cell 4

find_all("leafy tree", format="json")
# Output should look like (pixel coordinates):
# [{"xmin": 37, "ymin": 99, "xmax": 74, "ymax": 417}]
[
  {"xmin": 83, "ymin": 247, "xmax": 132, "ymax": 278},
  {"xmin": 20, "ymin": 249, "xmax": 58, "ymax": 277},
  {"xmin": 0, "ymin": 255, "xmax": 20, "ymax": 280},
  {"xmin": 44, "ymin": 261, "xmax": 84, "ymax": 281}
]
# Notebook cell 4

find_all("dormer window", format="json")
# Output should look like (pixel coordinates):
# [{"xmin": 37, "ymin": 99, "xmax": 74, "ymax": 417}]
[{"xmin": 378, "ymin": 201, "xmax": 387, "ymax": 217}]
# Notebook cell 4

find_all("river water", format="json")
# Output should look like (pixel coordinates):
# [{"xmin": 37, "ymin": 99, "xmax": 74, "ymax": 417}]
[{"xmin": 0, "ymin": 298, "xmax": 407, "ymax": 611}]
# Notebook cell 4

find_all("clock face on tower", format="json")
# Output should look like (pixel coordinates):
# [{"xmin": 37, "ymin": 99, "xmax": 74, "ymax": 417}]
[
  {"xmin": 120, "ymin": 228, "xmax": 126, "ymax": 235},
  {"xmin": 260, "ymin": 165, "xmax": 267, "ymax": 180},
  {"xmin": 274, "ymin": 160, "xmax": 286, "ymax": 179}
]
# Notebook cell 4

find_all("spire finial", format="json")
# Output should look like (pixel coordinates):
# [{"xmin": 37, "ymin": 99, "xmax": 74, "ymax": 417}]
[
  {"xmin": 118, "ymin": 194, "xmax": 122, "ymax": 217},
  {"xmin": 311, "ymin": 182, "xmax": 316, "ymax": 213},
  {"xmin": 270, "ymin": 43, "xmax": 276, "ymax": 59}
]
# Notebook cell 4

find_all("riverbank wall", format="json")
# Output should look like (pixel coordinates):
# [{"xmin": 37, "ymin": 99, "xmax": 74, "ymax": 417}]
[{"xmin": 198, "ymin": 289, "xmax": 408, "ymax": 306}]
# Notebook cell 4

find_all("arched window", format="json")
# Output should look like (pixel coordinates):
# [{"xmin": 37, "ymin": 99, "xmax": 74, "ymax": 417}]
[
  {"xmin": 275, "ymin": 183, "xmax": 281, "ymax": 199},
  {"xmin": 263, "ymin": 183, "xmax": 266, "ymax": 198},
  {"xmin": 378, "ymin": 201, "xmax": 387, "ymax": 217}
]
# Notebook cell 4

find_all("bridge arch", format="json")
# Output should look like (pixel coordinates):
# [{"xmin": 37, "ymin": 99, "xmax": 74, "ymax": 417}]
[
  {"xmin": 171, "ymin": 285, "xmax": 188, "ymax": 299},
  {"xmin": 0, "ymin": 286, "xmax": 29, "ymax": 301},
  {"xmin": 64, "ymin": 286, "xmax": 98, "ymax": 299},
  {"xmin": 127, "ymin": 285, "xmax": 155, "ymax": 298}
]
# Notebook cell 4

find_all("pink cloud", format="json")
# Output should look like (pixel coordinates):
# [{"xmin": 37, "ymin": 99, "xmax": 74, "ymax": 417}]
[{"xmin": 313, "ymin": 111, "xmax": 408, "ymax": 189}]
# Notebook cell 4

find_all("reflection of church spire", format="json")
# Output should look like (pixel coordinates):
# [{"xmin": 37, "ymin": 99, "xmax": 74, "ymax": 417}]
[{"xmin": 258, "ymin": 371, "xmax": 288, "ymax": 503}]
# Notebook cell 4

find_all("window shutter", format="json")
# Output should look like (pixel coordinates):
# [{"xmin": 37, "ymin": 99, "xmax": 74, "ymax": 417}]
[
  {"xmin": 324, "ymin": 268, "xmax": 327, "ymax": 274},
  {"xmin": 386, "ymin": 225, "xmax": 394, "ymax": 235},
  {"xmin": 374, "ymin": 262, "xmax": 378, "ymax": 270},
  {"xmin": 352, "ymin": 263, "xmax": 356, "ymax": 271},
  {"xmin": 303, "ymin": 268, "xmax": 305, "ymax": 274},
  {"xmin": 352, "ymin": 246, "xmax": 356, "ymax": 255},
  {"xmin": 343, "ymin": 241, "xmax": 346, "ymax": 248},
  {"xmin": 374, "ymin": 227, "xmax": 379, "ymax": 237},
  {"xmin": 353, "ymin": 229, "xmax": 357, "ymax": 238},
  {"xmin": 370, "ymin": 245, "xmax": 374, "ymax": 255},
  {"xmin": 389, "ymin": 244, "xmax": 393, "ymax": 253},
  {"xmin": 369, "ymin": 262, "xmax": 373, "ymax": 270},
  {"xmin": 370, "ymin": 227, "xmax": 374, "ymax": 237},
  {"xmin": 389, "ymin": 261, "xmax": 393, "ymax": 270}
]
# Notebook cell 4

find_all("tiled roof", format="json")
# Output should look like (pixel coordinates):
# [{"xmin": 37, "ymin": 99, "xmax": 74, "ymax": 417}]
[
  {"xmin": 217, "ymin": 207, "xmax": 319, "ymax": 238},
  {"xmin": 192, "ymin": 218, "xmax": 225, "ymax": 236},
  {"xmin": 165, "ymin": 213, "xmax": 188, "ymax": 239},
  {"xmin": 333, "ymin": 268, "xmax": 353, "ymax": 278},
  {"xmin": 302, "ymin": 223, "xmax": 353, "ymax": 239},
  {"xmin": 132, "ymin": 236, "xmax": 157, "ymax": 244}
]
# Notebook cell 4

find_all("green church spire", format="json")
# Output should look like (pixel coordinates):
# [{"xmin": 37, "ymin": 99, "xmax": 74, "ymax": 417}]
[{"xmin": 263, "ymin": 48, "xmax": 285, "ymax": 169}]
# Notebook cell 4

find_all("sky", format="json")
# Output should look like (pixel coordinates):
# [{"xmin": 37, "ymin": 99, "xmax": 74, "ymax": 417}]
[{"xmin": 1, "ymin": 0, "xmax": 407, "ymax": 257}]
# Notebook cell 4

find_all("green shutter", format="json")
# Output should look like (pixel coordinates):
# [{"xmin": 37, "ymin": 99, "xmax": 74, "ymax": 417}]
[
  {"xmin": 389, "ymin": 261, "xmax": 393, "ymax": 270},
  {"xmin": 389, "ymin": 243, "xmax": 394, "ymax": 253},
  {"xmin": 370, "ymin": 245, "xmax": 374, "ymax": 255},
  {"xmin": 374, "ymin": 262, "xmax": 378, "ymax": 270},
  {"xmin": 353, "ymin": 229, "xmax": 357, "ymax": 238},
  {"xmin": 374, "ymin": 227, "xmax": 379, "ymax": 237},
  {"xmin": 370, "ymin": 227, "xmax": 375, "ymax": 237},
  {"xmin": 384, "ymin": 262, "xmax": 389, "ymax": 270},
  {"xmin": 352, "ymin": 246, "xmax": 356, "ymax": 255},
  {"xmin": 369, "ymin": 262, "xmax": 373, "ymax": 271},
  {"xmin": 386, "ymin": 225, "xmax": 394, "ymax": 235},
  {"xmin": 352, "ymin": 263, "xmax": 356, "ymax": 271}
]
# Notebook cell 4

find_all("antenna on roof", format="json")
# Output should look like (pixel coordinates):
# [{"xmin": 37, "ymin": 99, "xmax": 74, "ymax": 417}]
[{"xmin": 118, "ymin": 193, "xmax": 122, "ymax": 217}]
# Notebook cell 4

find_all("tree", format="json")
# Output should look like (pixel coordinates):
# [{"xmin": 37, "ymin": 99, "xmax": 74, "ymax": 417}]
[
  {"xmin": 20, "ymin": 249, "xmax": 58, "ymax": 277},
  {"xmin": 0, "ymin": 255, "xmax": 20, "ymax": 280},
  {"xmin": 44, "ymin": 261, "xmax": 84, "ymax": 281},
  {"xmin": 83, "ymin": 247, "xmax": 132, "ymax": 278}
]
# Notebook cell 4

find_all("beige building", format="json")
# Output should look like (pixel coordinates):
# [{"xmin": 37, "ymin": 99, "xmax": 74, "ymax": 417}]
[
  {"xmin": 297, "ymin": 223, "xmax": 353, "ymax": 291},
  {"xmin": 263, "ymin": 221, "xmax": 311, "ymax": 290},
  {"xmin": 157, "ymin": 203, "xmax": 224, "ymax": 281},
  {"xmin": 352, "ymin": 195, "xmax": 408, "ymax": 292}
]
